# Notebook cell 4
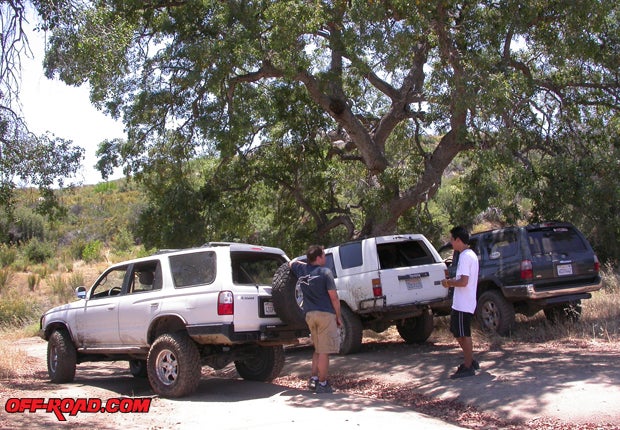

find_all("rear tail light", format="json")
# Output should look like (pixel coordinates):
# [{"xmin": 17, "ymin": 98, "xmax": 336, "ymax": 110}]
[
  {"xmin": 594, "ymin": 255, "xmax": 600, "ymax": 273},
  {"xmin": 372, "ymin": 278, "xmax": 383, "ymax": 297},
  {"xmin": 218, "ymin": 291, "xmax": 234, "ymax": 315},
  {"xmin": 520, "ymin": 260, "xmax": 533, "ymax": 280}
]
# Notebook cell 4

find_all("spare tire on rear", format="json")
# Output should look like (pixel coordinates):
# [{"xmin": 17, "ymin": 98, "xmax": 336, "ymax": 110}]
[{"xmin": 272, "ymin": 262, "xmax": 306, "ymax": 327}]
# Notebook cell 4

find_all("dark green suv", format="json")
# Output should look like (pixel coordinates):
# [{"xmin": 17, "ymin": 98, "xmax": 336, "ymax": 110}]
[{"xmin": 433, "ymin": 222, "xmax": 602, "ymax": 335}]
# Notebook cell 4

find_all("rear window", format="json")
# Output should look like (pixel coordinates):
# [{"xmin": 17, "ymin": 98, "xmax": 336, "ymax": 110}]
[
  {"xmin": 231, "ymin": 252, "xmax": 286, "ymax": 285},
  {"xmin": 170, "ymin": 251, "xmax": 216, "ymax": 288},
  {"xmin": 377, "ymin": 240, "xmax": 435, "ymax": 269},
  {"xmin": 527, "ymin": 227, "xmax": 588, "ymax": 256}
]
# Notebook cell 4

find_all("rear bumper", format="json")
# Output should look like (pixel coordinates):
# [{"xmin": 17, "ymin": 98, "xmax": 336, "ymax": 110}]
[
  {"xmin": 502, "ymin": 278, "xmax": 603, "ymax": 300},
  {"xmin": 357, "ymin": 296, "xmax": 443, "ymax": 320},
  {"xmin": 186, "ymin": 323, "xmax": 308, "ymax": 345}
]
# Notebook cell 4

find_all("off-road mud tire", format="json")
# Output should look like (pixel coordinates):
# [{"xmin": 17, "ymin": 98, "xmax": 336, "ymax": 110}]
[
  {"xmin": 129, "ymin": 359, "xmax": 148, "ymax": 378},
  {"xmin": 339, "ymin": 305, "xmax": 363, "ymax": 355},
  {"xmin": 234, "ymin": 345, "xmax": 285, "ymax": 381},
  {"xmin": 47, "ymin": 329, "xmax": 77, "ymax": 383},
  {"xmin": 476, "ymin": 290, "xmax": 515, "ymax": 336},
  {"xmin": 147, "ymin": 332, "xmax": 201, "ymax": 398},
  {"xmin": 396, "ymin": 310, "xmax": 434, "ymax": 344},
  {"xmin": 272, "ymin": 262, "xmax": 306, "ymax": 327}
]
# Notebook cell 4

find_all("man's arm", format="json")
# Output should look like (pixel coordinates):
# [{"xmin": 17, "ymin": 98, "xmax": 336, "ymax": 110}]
[
  {"xmin": 441, "ymin": 249, "xmax": 474, "ymax": 288},
  {"xmin": 442, "ymin": 275, "xmax": 470, "ymax": 288},
  {"xmin": 327, "ymin": 290, "xmax": 342, "ymax": 326}
]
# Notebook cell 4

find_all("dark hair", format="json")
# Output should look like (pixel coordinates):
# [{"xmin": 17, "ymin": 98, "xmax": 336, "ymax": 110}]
[
  {"xmin": 306, "ymin": 245, "xmax": 324, "ymax": 263},
  {"xmin": 450, "ymin": 225, "xmax": 470, "ymax": 245}
]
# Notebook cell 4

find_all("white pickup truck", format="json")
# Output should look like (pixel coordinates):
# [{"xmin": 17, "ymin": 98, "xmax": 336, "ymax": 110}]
[
  {"xmin": 39, "ymin": 242, "xmax": 307, "ymax": 398},
  {"xmin": 272, "ymin": 234, "xmax": 449, "ymax": 354}
]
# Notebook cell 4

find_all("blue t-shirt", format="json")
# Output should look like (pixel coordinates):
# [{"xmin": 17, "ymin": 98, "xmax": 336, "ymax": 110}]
[{"xmin": 290, "ymin": 262, "xmax": 337, "ymax": 314}]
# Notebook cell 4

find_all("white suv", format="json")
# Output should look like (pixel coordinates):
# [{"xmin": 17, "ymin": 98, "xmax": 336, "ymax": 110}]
[
  {"xmin": 39, "ymin": 243, "xmax": 306, "ymax": 398},
  {"xmin": 272, "ymin": 234, "xmax": 448, "ymax": 354}
]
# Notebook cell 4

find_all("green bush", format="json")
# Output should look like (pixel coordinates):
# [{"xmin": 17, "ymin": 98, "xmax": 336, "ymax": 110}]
[
  {"xmin": 23, "ymin": 239, "xmax": 54, "ymax": 264},
  {"xmin": 68, "ymin": 238, "xmax": 87, "ymax": 261},
  {"xmin": 112, "ymin": 227, "xmax": 134, "ymax": 252},
  {"xmin": 94, "ymin": 182, "xmax": 118, "ymax": 194},
  {"xmin": 82, "ymin": 240, "xmax": 103, "ymax": 263},
  {"xmin": 0, "ymin": 244, "xmax": 17, "ymax": 267}
]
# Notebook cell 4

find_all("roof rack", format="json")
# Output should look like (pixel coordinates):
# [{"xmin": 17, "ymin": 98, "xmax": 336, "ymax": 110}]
[
  {"xmin": 202, "ymin": 242, "xmax": 239, "ymax": 247},
  {"xmin": 153, "ymin": 249, "xmax": 179, "ymax": 255}
]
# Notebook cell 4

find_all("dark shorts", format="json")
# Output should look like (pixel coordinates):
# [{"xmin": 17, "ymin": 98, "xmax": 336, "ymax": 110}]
[{"xmin": 450, "ymin": 309, "xmax": 473, "ymax": 338}]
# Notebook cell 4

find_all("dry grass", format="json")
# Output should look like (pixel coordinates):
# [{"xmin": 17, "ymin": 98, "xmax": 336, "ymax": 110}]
[
  {"xmin": 436, "ymin": 288, "xmax": 620, "ymax": 349},
  {"xmin": 368, "ymin": 268, "xmax": 620, "ymax": 351},
  {"xmin": 0, "ymin": 327, "xmax": 38, "ymax": 379}
]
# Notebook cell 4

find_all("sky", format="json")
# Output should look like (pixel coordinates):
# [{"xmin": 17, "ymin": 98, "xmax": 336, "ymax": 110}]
[{"xmin": 19, "ymin": 17, "xmax": 125, "ymax": 185}]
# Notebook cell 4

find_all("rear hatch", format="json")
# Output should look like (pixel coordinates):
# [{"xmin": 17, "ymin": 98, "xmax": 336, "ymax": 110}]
[
  {"xmin": 376, "ymin": 236, "xmax": 448, "ymax": 305},
  {"xmin": 229, "ymin": 248, "xmax": 288, "ymax": 331},
  {"xmin": 526, "ymin": 224, "xmax": 599, "ymax": 288}
]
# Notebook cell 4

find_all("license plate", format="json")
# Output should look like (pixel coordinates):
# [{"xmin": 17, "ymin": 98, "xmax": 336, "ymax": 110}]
[
  {"xmin": 556, "ymin": 264, "xmax": 573, "ymax": 276},
  {"xmin": 404, "ymin": 276, "xmax": 423, "ymax": 290},
  {"xmin": 263, "ymin": 300, "xmax": 276, "ymax": 316}
]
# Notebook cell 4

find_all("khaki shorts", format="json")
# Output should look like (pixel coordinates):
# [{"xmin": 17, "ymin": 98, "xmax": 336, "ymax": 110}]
[{"xmin": 305, "ymin": 311, "xmax": 340, "ymax": 354}]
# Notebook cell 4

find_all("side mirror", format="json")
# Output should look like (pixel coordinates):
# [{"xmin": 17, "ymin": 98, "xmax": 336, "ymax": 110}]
[{"xmin": 75, "ymin": 286, "xmax": 87, "ymax": 300}]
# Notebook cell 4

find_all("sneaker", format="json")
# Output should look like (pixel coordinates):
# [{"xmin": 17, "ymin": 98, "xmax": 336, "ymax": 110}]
[
  {"xmin": 450, "ymin": 364, "xmax": 475, "ymax": 379},
  {"xmin": 458, "ymin": 360, "xmax": 480, "ymax": 370},
  {"xmin": 315, "ymin": 381, "xmax": 334, "ymax": 394},
  {"xmin": 308, "ymin": 377, "xmax": 318, "ymax": 391}
]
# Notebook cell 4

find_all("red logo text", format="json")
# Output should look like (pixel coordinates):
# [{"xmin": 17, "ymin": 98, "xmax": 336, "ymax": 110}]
[{"xmin": 5, "ymin": 397, "xmax": 152, "ymax": 421}]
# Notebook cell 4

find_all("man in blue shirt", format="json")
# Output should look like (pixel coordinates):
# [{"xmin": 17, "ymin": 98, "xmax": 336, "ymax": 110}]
[{"xmin": 290, "ymin": 245, "xmax": 342, "ymax": 393}]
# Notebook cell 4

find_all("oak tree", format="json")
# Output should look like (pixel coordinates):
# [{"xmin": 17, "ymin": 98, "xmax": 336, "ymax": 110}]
[{"xmin": 39, "ymin": 0, "xmax": 619, "ymax": 245}]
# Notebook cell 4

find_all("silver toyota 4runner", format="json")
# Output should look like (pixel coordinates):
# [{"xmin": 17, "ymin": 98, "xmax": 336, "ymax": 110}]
[
  {"xmin": 39, "ymin": 242, "xmax": 307, "ymax": 398},
  {"xmin": 272, "ymin": 234, "xmax": 449, "ymax": 354}
]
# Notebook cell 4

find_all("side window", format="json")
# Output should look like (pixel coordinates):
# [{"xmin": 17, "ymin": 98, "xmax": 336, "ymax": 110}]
[
  {"xmin": 169, "ymin": 251, "xmax": 216, "ymax": 288},
  {"xmin": 90, "ymin": 267, "xmax": 128, "ymax": 299},
  {"xmin": 131, "ymin": 262, "xmax": 162, "ymax": 293},
  {"xmin": 487, "ymin": 232, "xmax": 518, "ymax": 260},
  {"xmin": 339, "ymin": 242, "xmax": 363, "ymax": 269}
]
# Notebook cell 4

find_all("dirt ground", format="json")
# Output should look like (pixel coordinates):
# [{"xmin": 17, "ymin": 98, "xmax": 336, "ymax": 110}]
[{"xmin": 1, "ymin": 335, "xmax": 619, "ymax": 429}]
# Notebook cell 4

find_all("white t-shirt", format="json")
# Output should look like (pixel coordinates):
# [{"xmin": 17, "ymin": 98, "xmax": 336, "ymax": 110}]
[{"xmin": 452, "ymin": 248, "xmax": 479, "ymax": 314}]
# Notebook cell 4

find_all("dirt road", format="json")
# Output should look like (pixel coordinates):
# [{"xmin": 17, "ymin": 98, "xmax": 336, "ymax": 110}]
[
  {"xmin": 284, "ymin": 339, "xmax": 620, "ymax": 427},
  {"xmin": 1, "ymin": 336, "xmax": 619, "ymax": 429}
]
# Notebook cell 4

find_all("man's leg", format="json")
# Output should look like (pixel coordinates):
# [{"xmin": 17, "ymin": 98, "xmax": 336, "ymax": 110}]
[
  {"xmin": 311, "ymin": 351, "xmax": 319, "ymax": 378},
  {"xmin": 457, "ymin": 336, "xmax": 473, "ymax": 368},
  {"xmin": 317, "ymin": 352, "xmax": 329, "ymax": 382}
]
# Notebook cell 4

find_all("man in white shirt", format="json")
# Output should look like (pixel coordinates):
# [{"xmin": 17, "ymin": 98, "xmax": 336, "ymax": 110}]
[{"xmin": 441, "ymin": 225, "xmax": 479, "ymax": 379}]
